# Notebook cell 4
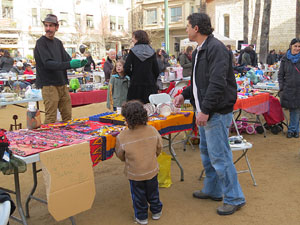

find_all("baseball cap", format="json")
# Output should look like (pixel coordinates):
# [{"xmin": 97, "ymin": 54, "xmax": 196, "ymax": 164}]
[
  {"xmin": 42, "ymin": 14, "xmax": 59, "ymax": 25},
  {"xmin": 16, "ymin": 61, "xmax": 23, "ymax": 67}
]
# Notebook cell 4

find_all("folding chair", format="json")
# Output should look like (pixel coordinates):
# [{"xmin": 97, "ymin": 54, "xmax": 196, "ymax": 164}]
[{"xmin": 199, "ymin": 116, "xmax": 257, "ymax": 186}]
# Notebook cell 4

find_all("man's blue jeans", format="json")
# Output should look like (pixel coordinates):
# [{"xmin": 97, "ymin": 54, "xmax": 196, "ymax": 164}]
[
  {"xmin": 199, "ymin": 112, "xmax": 245, "ymax": 205},
  {"xmin": 288, "ymin": 109, "xmax": 300, "ymax": 134}
]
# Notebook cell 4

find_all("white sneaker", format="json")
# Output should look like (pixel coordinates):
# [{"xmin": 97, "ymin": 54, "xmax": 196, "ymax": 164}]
[
  {"xmin": 135, "ymin": 217, "xmax": 148, "ymax": 225},
  {"xmin": 152, "ymin": 211, "xmax": 162, "ymax": 220}
]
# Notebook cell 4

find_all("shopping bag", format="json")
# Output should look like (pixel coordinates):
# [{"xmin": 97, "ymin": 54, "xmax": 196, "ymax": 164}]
[{"xmin": 157, "ymin": 152, "xmax": 172, "ymax": 188}]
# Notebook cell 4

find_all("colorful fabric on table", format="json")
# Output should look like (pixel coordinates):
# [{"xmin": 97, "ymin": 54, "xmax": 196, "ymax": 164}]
[
  {"xmin": 234, "ymin": 93, "xmax": 270, "ymax": 115},
  {"xmin": 148, "ymin": 112, "xmax": 193, "ymax": 135},
  {"xmin": 42, "ymin": 120, "xmax": 113, "ymax": 134},
  {"xmin": 90, "ymin": 135, "xmax": 116, "ymax": 167},
  {"xmin": 6, "ymin": 129, "xmax": 92, "ymax": 156}
]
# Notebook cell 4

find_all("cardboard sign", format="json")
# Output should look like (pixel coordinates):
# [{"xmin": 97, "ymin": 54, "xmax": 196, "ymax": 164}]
[{"xmin": 40, "ymin": 142, "xmax": 95, "ymax": 221}]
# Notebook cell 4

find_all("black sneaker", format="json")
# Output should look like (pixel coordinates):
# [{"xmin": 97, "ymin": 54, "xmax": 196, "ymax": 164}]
[
  {"xmin": 217, "ymin": 202, "xmax": 246, "ymax": 215},
  {"xmin": 193, "ymin": 190, "xmax": 223, "ymax": 201},
  {"xmin": 287, "ymin": 132, "xmax": 293, "ymax": 138},
  {"xmin": 294, "ymin": 132, "xmax": 299, "ymax": 138}
]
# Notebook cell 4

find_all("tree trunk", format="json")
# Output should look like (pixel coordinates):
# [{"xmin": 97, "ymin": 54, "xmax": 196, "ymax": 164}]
[
  {"xmin": 259, "ymin": 0, "xmax": 272, "ymax": 64},
  {"xmin": 296, "ymin": 0, "xmax": 300, "ymax": 38},
  {"xmin": 243, "ymin": 0, "xmax": 249, "ymax": 44},
  {"xmin": 199, "ymin": 0, "xmax": 206, "ymax": 13},
  {"xmin": 251, "ymin": 0, "xmax": 261, "ymax": 45}
]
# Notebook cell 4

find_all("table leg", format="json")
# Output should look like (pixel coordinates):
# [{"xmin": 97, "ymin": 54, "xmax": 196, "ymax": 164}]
[
  {"xmin": 12, "ymin": 167, "xmax": 28, "ymax": 225},
  {"xmin": 25, "ymin": 162, "xmax": 39, "ymax": 218},
  {"xmin": 167, "ymin": 134, "xmax": 184, "ymax": 181},
  {"xmin": 70, "ymin": 216, "xmax": 76, "ymax": 225},
  {"xmin": 256, "ymin": 115, "xmax": 266, "ymax": 138}
]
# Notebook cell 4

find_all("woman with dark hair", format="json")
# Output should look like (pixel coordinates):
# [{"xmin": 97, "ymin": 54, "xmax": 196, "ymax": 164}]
[
  {"xmin": 0, "ymin": 50, "xmax": 14, "ymax": 72},
  {"xmin": 179, "ymin": 46, "xmax": 193, "ymax": 77},
  {"xmin": 241, "ymin": 47, "xmax": 252, "ymax": 66},
  {"xmin": 156, "ymin": 49, "xmax": 169, "ymax": 75},
  {"xmin": 124, "ymin": 30, "xmax": 159, "ymax": 103},
  {"xmin": 266, "ymin": 50, "xmax": 276, "ymax": 66},
  {"xmin": 278, "ymin": 38, "xmax": 300, "ymax": 138}
]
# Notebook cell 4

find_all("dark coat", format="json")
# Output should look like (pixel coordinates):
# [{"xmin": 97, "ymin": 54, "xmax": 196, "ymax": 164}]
[
  {"xmin": 181, "ymin": 34, "xmax": 237, "ymax": 115},
  {"xmin": 156, "ymin": 56, "xmax": 169, "ymax": 74},
  {"xmin": 0, "ymin": 57, "xmax": 14, "ymax": 72},
  {"xmin": 34, "ymin": 36, "xmax": 71, "ymax": 88},
  {"xmin": 124, "ymin": 43, "xmax": 159, "ymax": 104},
  {"xmin": 84, "ymin": 55, "xmax": 96, "ymax": 72},
  {"xmin": 179, "ymin": 53, "xmax": 192, "ymax": 77},
  {"xmin": 238, "ymin": 49, "xmax": 257, "ymax": 67},
  {"xmin": 103, "ymin": 57, "xmax": 114, "ymax": 81},
  {"xmin": 266, "ymin": 53, "xmax": 276, "ymax": 65},
  {"xmin": 278, "ymin": 55, "xmax": 300, "ymax": 109}
]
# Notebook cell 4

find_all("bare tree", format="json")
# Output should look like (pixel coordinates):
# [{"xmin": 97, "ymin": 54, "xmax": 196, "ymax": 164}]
[
  {"xmin": 296, "ymin": 0, "xmax": 300, "ymax": 38},
  {"xmin": 259, "ymin": 0, "xmax": 272, "ymax": 63},
  {"xmin": 199, "ymin": 0, "xmax": 206, "ymax": 13},
  {"xmin": 243, "ymin": 0, "xmax": 249, "ymax": 44},
  {"xmin": 251, "ymin": 0, "xmax": 261, "ymax": 45}
]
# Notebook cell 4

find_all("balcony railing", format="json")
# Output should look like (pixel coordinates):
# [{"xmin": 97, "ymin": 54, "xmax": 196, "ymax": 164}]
[{"xmin": 0, "ymin": 18, "xmax": 17, "ymax": 29}]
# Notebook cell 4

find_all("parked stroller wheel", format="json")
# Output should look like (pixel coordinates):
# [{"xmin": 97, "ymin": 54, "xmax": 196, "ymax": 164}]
[
  {"xmin": 256, "ymin": 126, "xmax": 264, "ymax": 134},
  {"xmin": 246, "ymin": 125, "xmax": 256, "ymax": 134},
  {"xmin": 270, "ymin": 125, "xmax": 282, "ymax": 135},
  {"xmin": 264, "ymin": 122, "xmax": 270, "ymax": 130}
]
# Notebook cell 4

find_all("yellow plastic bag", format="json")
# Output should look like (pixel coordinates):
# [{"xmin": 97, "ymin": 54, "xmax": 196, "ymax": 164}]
[{"xmin": 157, "ymin": 152, "xmax": 172, "ymax": 188}]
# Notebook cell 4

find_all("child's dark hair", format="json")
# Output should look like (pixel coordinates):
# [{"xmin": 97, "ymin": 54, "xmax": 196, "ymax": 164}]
[
  {"xmin": 112, "ymin": 59, "xmax": 125, "ymax": 76},
  {"xmin": 121, "ymin": 100, "xmax": 148, "ymax": 129}
]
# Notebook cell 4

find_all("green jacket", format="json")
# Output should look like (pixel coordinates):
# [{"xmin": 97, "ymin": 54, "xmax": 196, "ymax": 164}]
[{"xmin": 106, "ymin": 74, "xmax": 130, "ymax": 109}]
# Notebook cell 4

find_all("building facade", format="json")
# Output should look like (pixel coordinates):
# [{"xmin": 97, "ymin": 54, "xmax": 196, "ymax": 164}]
[
  {"xmin": 0, "ymin": 0, "xmax": 131, "ymax": 60},
  {"xmin": 132, "ymin": 0, "xmax": 298, "ymax": 57},
  {"xmin": 208, "ymin": 0, "xmax": 298, "ymax": 53},
  {"xmin": 132, "ymin": 0, "xmax": 198, "ymax": 56}
]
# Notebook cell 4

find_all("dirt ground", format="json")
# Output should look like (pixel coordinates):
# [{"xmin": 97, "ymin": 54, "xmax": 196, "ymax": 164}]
[{"xmin": 1, "ymin": 102, "xmax": 300, "ymax": 225}]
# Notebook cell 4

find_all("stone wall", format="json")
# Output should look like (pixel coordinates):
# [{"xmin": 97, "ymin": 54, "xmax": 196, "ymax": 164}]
[{"xmin": 207, "ymin": 0, "xmax": 297, "ymax": 57}]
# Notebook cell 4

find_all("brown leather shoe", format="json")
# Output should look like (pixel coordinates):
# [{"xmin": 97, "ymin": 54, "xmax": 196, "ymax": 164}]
[
  {"xmin": 193, "ymin": 190, "xmax": 223, "ymax": 201},
  {"xmin": 217, "ymin": 202, "xmax": 245, "ymax": 215}
]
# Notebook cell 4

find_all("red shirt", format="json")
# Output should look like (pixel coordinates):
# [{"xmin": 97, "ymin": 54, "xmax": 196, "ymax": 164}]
[{"xmin": 24, "ymin": 70, "xmax": 34, "ymax": 75}]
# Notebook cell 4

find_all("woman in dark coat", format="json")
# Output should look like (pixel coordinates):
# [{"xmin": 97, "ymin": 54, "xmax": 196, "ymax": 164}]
[
  {"xmin": 124, "ymin": 30, "xmax": 159, "ymax": 104},
  {"xmin": 179, "ymin": 46, "xmax": 193, "ymax": 77},
  {"xmin": 278, "ymin": 38, "xmax": 300, "ymax": 138},
  {"xmin": 0, "ymin": 50, "xmax": 14, "ymax": 72}
]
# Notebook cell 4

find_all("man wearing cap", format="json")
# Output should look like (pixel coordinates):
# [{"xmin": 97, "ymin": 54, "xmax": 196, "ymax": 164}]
[
  {"xmin": 34, "ymin": 14, "xmax": 87, "ymax": 124},
  {"xmin": 10, "ymin": 61, "xmax": 24, "ymax": 75}
]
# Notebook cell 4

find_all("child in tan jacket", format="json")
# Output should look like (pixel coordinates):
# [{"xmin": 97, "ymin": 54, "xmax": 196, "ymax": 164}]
[{"xmin": 115, "ymin": 100, "xmax": 163, "ymax": 225}]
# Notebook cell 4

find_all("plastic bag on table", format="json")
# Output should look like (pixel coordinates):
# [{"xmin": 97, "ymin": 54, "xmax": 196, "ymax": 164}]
[{"xmin": 157, "ymin": 152, "xmax": 172, "ymax": 188}]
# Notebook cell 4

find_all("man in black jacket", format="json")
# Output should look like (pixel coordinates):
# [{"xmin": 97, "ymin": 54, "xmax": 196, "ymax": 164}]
[
  {"xmin": 34, "ymin": 14, "xmax": 86, "ymax": 124},
  {"xmin": 174, "ymin": 13, "xmax": 245, "ymax": 215}
]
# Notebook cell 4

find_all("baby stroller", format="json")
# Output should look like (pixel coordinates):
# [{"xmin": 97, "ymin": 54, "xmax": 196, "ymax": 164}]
[{"xmin": 262, "ymin": 95, "xmax": 287, "ymax": 134}]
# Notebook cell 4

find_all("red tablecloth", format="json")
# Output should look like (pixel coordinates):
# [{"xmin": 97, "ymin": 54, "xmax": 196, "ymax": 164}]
[
  {"xmin": 234, "ymin": 93, "xmax": 270, "ymax": 115},
  {"xmin": 70, "ymin": 90, "xmax": 107, "ymax": 106}
]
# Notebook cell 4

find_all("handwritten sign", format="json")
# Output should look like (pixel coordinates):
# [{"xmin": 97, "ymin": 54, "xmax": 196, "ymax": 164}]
[{"xmin": 40, "ymin": 142, "xmax": 95, "ymax": 221}]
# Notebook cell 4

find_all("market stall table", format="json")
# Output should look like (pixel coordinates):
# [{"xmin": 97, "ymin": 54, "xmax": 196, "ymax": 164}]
[
  {"xmin": 70, "ymin": 90, "xmax": 107, "ymax": 107},
  {"xmin": 234, "ymin": 92, "xmax": 270, "ymax": 137},
  {"xmin": 2, "ymin": 111, "xmax": 193, "ymax": 225}
]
